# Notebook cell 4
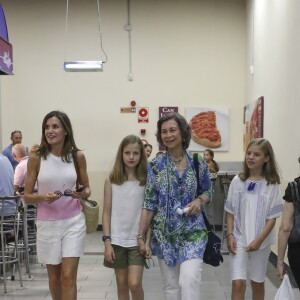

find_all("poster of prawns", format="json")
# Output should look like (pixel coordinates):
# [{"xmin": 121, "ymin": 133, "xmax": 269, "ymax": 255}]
[{"xmin": 185, "ymin": 107, "xmax": 229, "ymax": 152}]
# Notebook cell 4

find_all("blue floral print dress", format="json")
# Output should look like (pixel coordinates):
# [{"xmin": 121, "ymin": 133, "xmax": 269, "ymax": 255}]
[{"xmin": 144, "ymin": 150, "xmax": 213, "ymax": 267}]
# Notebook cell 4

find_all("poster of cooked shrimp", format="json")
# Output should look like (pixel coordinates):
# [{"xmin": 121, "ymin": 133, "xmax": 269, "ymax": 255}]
[
  {"xmin": 243, "ymin": 97, "xmax": 264, "ymax": 151},
  {"xmin": 185, "ymin": 107, "xmax": 229, "ymax": 152}
]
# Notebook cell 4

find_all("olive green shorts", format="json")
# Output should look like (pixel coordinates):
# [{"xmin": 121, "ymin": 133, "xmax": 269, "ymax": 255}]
[{"xmin": 103, "ymin": 244, "xmax": 145, "ymax": 269}]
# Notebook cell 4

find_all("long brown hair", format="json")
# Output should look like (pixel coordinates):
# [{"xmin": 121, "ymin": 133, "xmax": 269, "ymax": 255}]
[
  {"xmin": 239, "ymin": 138, "xmax": 280, "ymax": 184},
  {"xmin": 109, "ymin": 135, "xmax": 147, "ymax": 186},
  {"xmin": 39, "ymin": 111, "xmax": 79, "ymax": 162}
]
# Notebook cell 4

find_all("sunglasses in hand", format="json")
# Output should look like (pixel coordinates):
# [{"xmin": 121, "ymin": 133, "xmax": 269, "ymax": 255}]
[{"xmin": 54, "ymin": 186, "xmax": 84, "ymax": 198}]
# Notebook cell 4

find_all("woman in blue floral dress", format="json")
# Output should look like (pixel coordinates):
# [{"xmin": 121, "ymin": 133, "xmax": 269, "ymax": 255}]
[{"xmin": 137, "ymin": 112, "xmax": 213, "ymax": 300}]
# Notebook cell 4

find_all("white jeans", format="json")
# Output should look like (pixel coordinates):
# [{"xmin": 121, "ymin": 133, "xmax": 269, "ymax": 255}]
[{"xmin": 158, "ymin": 258, "xmax": 203, "ymax": 300}]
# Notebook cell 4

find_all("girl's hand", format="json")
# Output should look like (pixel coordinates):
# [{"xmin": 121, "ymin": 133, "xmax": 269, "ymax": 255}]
[
  {"xmin": 104, "ymin": 242, "xmax": 115, "ymax": 263},
  {"xmin": 245, "ymin": 239, "xmax": 262, "ymax": 252},
  {"xmin": 227, "ymin": 235, "xmax": 237, "ymax": 255},
  {"xmin": 144, "ymin": 242, "xmax": 152, "ymax": 259},
  {"xmin": 44, "ymin": 192, "xmax": 60, "ymax": 204},
  {"xmin": 137, "ymin": 238, "xmax": 146, "ymax": 256}
]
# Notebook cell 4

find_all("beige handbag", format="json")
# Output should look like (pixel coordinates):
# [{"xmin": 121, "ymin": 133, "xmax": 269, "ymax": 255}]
[
  {"xmin": 72, "ymin": 151, "xmax": 99, "ymax": 233},
  {"xmin": 80, "ymin": 198, "xmax": 99, "ymax": 233}
]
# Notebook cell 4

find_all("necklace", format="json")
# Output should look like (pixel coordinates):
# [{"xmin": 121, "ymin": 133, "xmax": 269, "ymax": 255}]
[{"xmin": 170, "ymin": 155, "xmax": 184, "ymax": 166}]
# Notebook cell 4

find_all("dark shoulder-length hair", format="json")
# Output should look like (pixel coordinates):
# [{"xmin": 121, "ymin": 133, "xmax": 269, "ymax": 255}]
[
  {"xmin": 109, "ymin": 135, "xmax": 148, "ymax": 186},
  {"xmin": 156, "ymin": 112, "xmax": 191, "ymax": 149},
  {"xmin": 204, "ymin": 148, "xmax": 219, "ymax": 172},
  {"xmin": 239, "ymin": 138, "xmax": 280, "ymax": 184},
  {"xmin": 39, "ymin": 111, "xmax": 79, "ymax": 162}
]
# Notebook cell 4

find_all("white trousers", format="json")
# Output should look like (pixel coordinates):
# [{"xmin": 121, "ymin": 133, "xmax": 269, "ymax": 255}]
[{"xmin": 158, "ymin": 258, "xmax": 203, "ymax": 300}]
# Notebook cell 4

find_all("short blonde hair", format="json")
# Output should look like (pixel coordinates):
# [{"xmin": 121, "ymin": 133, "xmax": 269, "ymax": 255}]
[{"xmin": 29, "ymin": 144, "xmax": 40, "ymax": 155}]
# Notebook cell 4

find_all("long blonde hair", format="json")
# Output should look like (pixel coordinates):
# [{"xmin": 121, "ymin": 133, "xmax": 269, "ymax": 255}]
[
  {"xmin": 109, "ymin": 135, "xmax": 147, "ymax": 186},
  {"xmin": 239, "ymin": 138, "xmax": 280, "ymax": 184}
]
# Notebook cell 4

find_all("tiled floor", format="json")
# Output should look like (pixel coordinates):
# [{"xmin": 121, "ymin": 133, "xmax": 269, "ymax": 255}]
[{"xmin": 1, "ymin": 231, "xmax": 299, "ymax": 299}]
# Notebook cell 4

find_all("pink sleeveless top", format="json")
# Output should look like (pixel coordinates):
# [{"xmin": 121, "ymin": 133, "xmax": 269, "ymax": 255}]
[{"xmin": 37, "ymin": 153, "xmax": 82, "ymax": 221}]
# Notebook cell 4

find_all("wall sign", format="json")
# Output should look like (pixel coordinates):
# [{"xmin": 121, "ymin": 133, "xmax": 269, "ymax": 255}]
[
  {"xmin": 0, "ymin": 4, "xmax": 13, "ymax": 75},
  {"xmin": 120, "ymin": 107, "xmax": 136, "ymax": 113},
  {"xmin": 159, "ymin": 106, "xmax": 178, "ymax": 118},
  {"xmin": 138, "ymin": 107, "xmax": 149, "ymax": 123}
]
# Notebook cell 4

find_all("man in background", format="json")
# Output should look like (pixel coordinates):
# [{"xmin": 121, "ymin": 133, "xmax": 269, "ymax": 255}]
[
  {"xmin": 0, "ymin": 154, "xmax": 17, "ymax": 215},
  {"xmin": 2, "ymin": 130, "xmax": 26, "ymax": 170}
]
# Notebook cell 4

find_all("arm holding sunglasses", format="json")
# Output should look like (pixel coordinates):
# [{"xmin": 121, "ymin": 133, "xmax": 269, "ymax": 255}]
[{"xmin": 24, "ymin": 151, "xmax": 91, "ymax": 204}]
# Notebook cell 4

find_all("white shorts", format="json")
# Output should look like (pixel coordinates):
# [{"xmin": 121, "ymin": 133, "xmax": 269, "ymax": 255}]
[
  {"xmin": 230, "ymin": 242, "xmax": 271, "ymax": 283},
  {"xmin": 36, "ymin": 212, "xmax": 86, "ymax": 265}
]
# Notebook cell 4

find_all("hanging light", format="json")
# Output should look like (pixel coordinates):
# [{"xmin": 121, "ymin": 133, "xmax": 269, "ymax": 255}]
[
  {"xmin": 64, "ymin": 61, "xmax": 103, "ymax": 72},
  {"xmin": 63, "ymin": 0, "xmax": 107, "ymax": 72}
]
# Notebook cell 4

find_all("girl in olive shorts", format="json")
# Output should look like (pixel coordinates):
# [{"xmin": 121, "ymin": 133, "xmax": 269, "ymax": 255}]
[{"xmin": 102, "ymin": 135, "xmax": 151, "ymax": 300}]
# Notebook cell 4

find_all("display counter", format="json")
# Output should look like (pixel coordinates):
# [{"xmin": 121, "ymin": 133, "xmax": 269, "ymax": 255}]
[{"xmin": 207, "ymin": 161, "xmax": 243, "ymax": 228}]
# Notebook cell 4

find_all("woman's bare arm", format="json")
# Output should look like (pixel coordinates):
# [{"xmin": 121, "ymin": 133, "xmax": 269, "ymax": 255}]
[
  {"xmin": 73, "ymin": 150, "xmax": 91, "ymax": 199},
  {"xmin": 24, "ymin": 154, "xmax": 59, "ymax": 204},
  {"xmin": 277, "ymin": 202, "xmax": 294, "ymax": 278}
]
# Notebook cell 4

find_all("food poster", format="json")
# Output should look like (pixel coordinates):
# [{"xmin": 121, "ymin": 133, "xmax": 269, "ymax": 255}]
[
  {"xmin": 243, "ymin": 97, "xmax": 264, "ymax": 151},
  {"xmin": 185, "ymin": 107, "xmax": 229, "ymax": 152}
]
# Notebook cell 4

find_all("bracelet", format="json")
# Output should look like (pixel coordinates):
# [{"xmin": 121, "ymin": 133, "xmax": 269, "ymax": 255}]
[
  {"xmin": 102, "ymin": 235, "xmax": 111, "ymax": 242},
  {"xmin": 226, "ymin": 233, "xmax": 234, "ymax": 239},
  {"xmin": 198, "ymin": 196, "xmax": 205, "ymax": 205},
  {"xmin": 136, "ymin": 234, "xmax": 145, "ymax": 242}
]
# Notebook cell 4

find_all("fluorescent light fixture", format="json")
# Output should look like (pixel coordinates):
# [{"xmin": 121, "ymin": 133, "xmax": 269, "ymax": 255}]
[{"xmin": 64, "ymin": 60, "xmax": 103, "ymax": 72}]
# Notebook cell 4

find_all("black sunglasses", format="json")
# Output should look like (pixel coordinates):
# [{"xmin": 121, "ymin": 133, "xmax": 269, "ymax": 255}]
[{"xmin": 54, "ymin": 189, "xmax": 73, "ymax": 197}]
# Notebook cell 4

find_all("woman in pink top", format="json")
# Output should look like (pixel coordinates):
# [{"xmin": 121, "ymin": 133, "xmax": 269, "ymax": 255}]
[{"xmin": 24, "ymin": 111, "xmax": 91, "ymax": 300}]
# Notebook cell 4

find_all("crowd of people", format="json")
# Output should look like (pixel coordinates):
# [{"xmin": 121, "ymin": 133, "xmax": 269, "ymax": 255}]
[{"xmin": 1, "ymin": 111, "xmax": 300, "ymax": 300}]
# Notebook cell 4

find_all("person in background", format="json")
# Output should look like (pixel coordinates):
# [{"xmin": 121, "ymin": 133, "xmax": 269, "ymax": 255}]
[
  {"xmin": 24, "ymin": 111, "xmax": 91, "ymax": 300},
  {"xmin": 141, "ymin": 139, "xmax": 148, "ymax": 146},
  {"xmin": 2, "ymin": 130, "xmax": 27, "ymax": 170},
  {"xmin": 0, "ymin": 153, "xmax": 17, "ymax": 215},
  {"xmin": 102, "ymin": 135, "xmax": 150, "ymax": 300},
  {"xmin": 14, "ymin": 143, "xmax": 39, "ymax": 195},
  {"xmin": 144, "ymin": 143, "xmax": 153, "ymax": 158},
  {"xmin": 29, "ymin": 144, "xmax": 40, "ymax": 155},
  {"xmin": 203, "ymin": 149, "xmax": 219, "ymax": 179},
  {"xmin": 225, "ymin": 138, "xmax": 283, "ymax": 300},
  {"xmin": 277, "ymin": 177, "xmax": 300, "ymax": 289},
  {"xmin": 13, "ymin": 144, "xmax": 29, "ymax": 194},
  {"xmin": 138, "ymin": 112, "xmax": 212, "ymax": 300}
]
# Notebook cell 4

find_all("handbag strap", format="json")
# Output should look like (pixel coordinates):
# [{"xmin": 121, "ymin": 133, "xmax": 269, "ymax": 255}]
[
  {"xmin": 72, "ymin": 151, "xmax": 80, "ymax": 190},
  {"xmin": 192, "ymin": 153, "xmax": 212, "ymax": 232}
]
